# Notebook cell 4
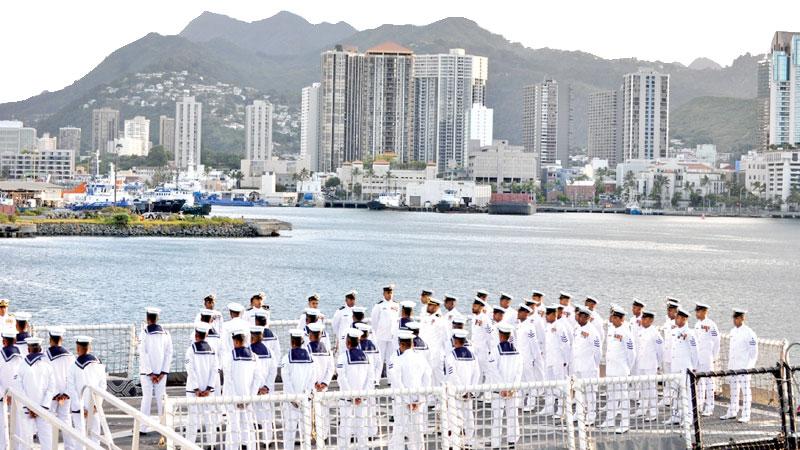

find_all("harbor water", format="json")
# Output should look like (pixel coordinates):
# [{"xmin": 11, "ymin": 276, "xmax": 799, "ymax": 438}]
[{"xmin": 1, "ymin": 207, "xmax": 799, "ymax": 342}]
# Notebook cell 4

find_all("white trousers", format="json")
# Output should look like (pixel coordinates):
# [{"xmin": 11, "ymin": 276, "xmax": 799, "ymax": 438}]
[
  {"xmin": 0, "ymin": 400, "xmax": 8, "ymax": 450},
  {"xmin": 573, "ymin": 370, "xmax": 598, "ymax": 423},
  {"xmin": 225, "ymin": 405, "xmax": 254, "ymax": 450},
  {"xmin": 52, "ymin": 400, "xmax": 77, "ymax": 450},
  {"xmin": 185, "ymin": 392, "xmax": 219, "ymax": 445},
  {"xmin": 314, "ymin": 395, "xmax": 330, "ymax": 442},
  {"xmin": 635, "ymin": 367, "xmax": 659, "ymax": 418},
  {"xmin": 603, "ymin": 381, "xmax": 630, "ymax": 427},
  {"xmin": 376, "ymin": 340, "xmax": 394, "ymax": 375},
  {"xmin": 544, "ymin": 365, "xmax": 566, "ymax": 413},
  {"xmin": 390, "ymin": 403, "xmax": 424, "ymax": 450},
  {"xmin": 696, "ymin": 361, "xmax": 715, "ymax": 412},
  {"xmin": 491, "ymin": 394, "xmax": 519, "ymax": 447},
  {"xmin": 139, "ymin": 375, "xmax": 167, "ymax": 432},
  {"xmin": 282, "ymin": 400, "xmax": 308, "ymax": 449},
  {"xmin": 447, "ymin": 397, "xmax": 475, "ymax": 447},
  {"xmin": 25, "ymin": 410, "xmax": 52, "ymax": 450},
  {"xmin": 727, "ymin": 374, "xmax": 752, "ymax": 419},
  {"xmin": 71, "ymin": 410, "xmax": 101, "ymax": 450},
  {"xmin": 254, "ymin": 398, "xmax": 275, "ymax": 446},
  {"xmin": 338, "ymin": 400, "xmax": 368, "ymax": 450}
]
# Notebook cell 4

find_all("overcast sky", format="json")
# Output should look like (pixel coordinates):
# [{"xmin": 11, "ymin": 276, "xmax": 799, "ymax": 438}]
[{"xmin": 0, "ymin": 0, "xmax": 796, "ymax": 104}]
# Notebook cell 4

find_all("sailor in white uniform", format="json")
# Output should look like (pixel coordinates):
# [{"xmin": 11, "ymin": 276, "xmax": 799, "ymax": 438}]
[
  {"xmin": 336, "ymin": 328, "xmax": 373, "ymax": 450},
  {"xmin": 18, "ymin": 337, "xmax": 56, "ymax": 449},
  {"xmin": 584, "ymin": 296, "xmax": 605, "ymax": 343},
  {"xmin": 388, "ymin": 330, "xmax": 431, "ymax": 450},
  {"xmin": 405, "ymin": 321, "xmax": 432, "ymax": 369},
  {"xmin": 298, "ymin": 293, "xmax": 325, "ymax": 325},
  {"xmin": 442, "ymin": 294, "xmax": 464, "ymax": 325},
  {"xmin": 419, "ymin": 297, "xmax": 448, "ymax": 386},
  {"xmin": 184, "ymin": 323, "xmax": 220, "ymax": 445},
  {"xmin": 399, "ymin": 301, "xmax": 416, "ymax": 331},
  {"xmin": 488, "ymin": 305, "xmax": 505, "ymax": 348},
  {"xmin": 222, "ymin": 328, "xmax": 260, "ymax": 450},
  {"xmin": 306, "ymin": 321, "xmax": 334, "ymax": 444},
  {"xmin": 420, "ymin": 289, "xmax": 433, "ymax": 306},
  {"xmin": 540, "ymin": 304, "xmax": 571, "ymax": 417},
  {"xmin": 633, "ymin": 310, "xmax": 663, "ymax": 421},
  {"xmin": 721, "ymin": 308, "xmax": 758, "ymax": 423},
  {"xmin": 526, "ymin": 295, "xmax": 548, "ymax": 350},
  {"xmin": 245, "ymin": 292, "xmax": 270, "ymax": 326},
  {"xmin": 516, "ymin": 304, "xmax": 544, "ymax": 412},
  {"xmin": 694, "ymin": 302, "xmax": 720, "ymax": 416},
  {"xmin": 0, "ymin": 331, "xmax": 22, "ymax": 450},
  {"xmin": 45, "ymin": 327, "xmax": 77, "ymax": 450},
  {"xmin": 571, "ymin": 306, "xmax": 602, "ymax": 426},
  {"xmin": 303, "ymin": 308, "xmax": 332, "ymax": 351},
  {"xmin": 250, "ymin": 326, "xmax": 278, "ymax": 446},
  {"xmin": 661, "ymin": 300, "xmax": 679, "ymax": 377},
  {"xmin": 444, "ymin": 329, "xmax": 481, "ymax": 448},
  {"xmin": 220, "ymin": 303, "xmax": 248, "ymax": 361},
  {"xmin": 487, "ymin": 323, "xmax": 523, "ymax": 448},
  {"xmin": 558, "ymin": 292, "xmax": 577, "ymax": 328},
  {"xmin": 332, "ymin": 290, "xmax": 357, "ymax": 354},
  {"xmin": 370, "ymin": 284, "xmax": 400, "ymax": 375},
  {"xmin": 66, "ymin": 336, "xmax": 106, "ymax": 447},
  {"xmin": 280, "ymin": 329, "xmax": 315, "ymax": 450},
  {"xmin": 137, "ymin": 307, "xmax": 172, "ymax": 433},
  {"xmin": 600, "ymin": 308, "xmax": 636, "ymax": 433},
  {"xmin": 355, "ymin": 323, "xmax": 380, "ymax": 436},
  {"xmin": 498, "ymin": 293, "xmax": 516, "ymax": 325},
  {"xmin": 252, "ymin": 309, "xmax": 281, "ymax": 362},
  {"xmin": 665, "ymin": 307, "xmax": 699, "ymax": 425},
  {"xmin": 13, "ymin": 312, "xmax": 32, "ymax": 356}
]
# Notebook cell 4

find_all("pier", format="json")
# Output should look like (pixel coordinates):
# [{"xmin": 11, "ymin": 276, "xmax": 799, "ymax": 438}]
[
  {"xmin": 245, "ymin": 218, "xmax": 292, "ymax": 236},
  {"xmin": 0, "ymin": 223, "xmax": 36, "ymax": 238}
]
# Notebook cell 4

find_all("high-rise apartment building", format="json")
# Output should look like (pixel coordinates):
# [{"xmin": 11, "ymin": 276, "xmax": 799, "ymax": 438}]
[
  {"xmin": 522, "ymin": 79, "xmax": 559, "ymax": 165},
  {"xmin": 174, "ymin": 97, "xmax": 202, "ymax": 170},
  {"xmin": 91, "ymin": 108, "xmax": 119, "ymax": 154},
  {"xmin": 768, "ymin": 32, "xmax": 800, "ymax": 147},
  {"xmin": 757, "ymin": 57, "xmax": 771, "ymax": 150},
  {"xmin": 469, "ymin": 104, "xmax": 494, "ymax": 147},
  {"xmin": 413, "ymin": 49, "xmax": 488, "ymax": 174},
  {"xmin": 622, "ymin": 69, "xmax": 670, "ymax": 160},
  {"xmin": 245, "ymin": 100, "xmax": 273, "ymax": 161},
  {"xmin": 58, "ymin": 127, "xmax": 81, "ymax": 155},
  {"xmin": 158, "ymin": 116, "xmax": 175, "ymax": 154},
  {"xmin": 319, "ymin": 45, "xmax": 365, "ymax": 172},
  {"xmin": 0, "ymin": 121, "xmax": 36, "ymax": 153},
  {"xmin": 37, "ymin": 133, "xmax": 57, "ymax": 151},
  {"xmin": 301, "ymin": 83, "xmax": 321, "ymax": 170},
  {"xmin": 588, "ymin": 90, "xmax": 623, "ymax": 166}
]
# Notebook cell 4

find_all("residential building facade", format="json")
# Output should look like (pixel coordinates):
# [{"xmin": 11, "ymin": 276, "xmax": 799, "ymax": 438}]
[
  {"xmin": 319, "ymin": 45, "xmax": 365, "ymax": 172},
  {"xmin": 588, "ymin": 90, "xmax": 622, "ymax": 167},
  {"xmin": 58, "ymin": 127, "xmax": 81, "ymax": 156},
  {"xmin": 245, "ymin": 100, "xmax": 274, "ymax": 161},
  {"xmin": 91, "ymin": 108, "xmax": 119, "ymax": 154},
  {"xmin": 622, "ymin": 69, "xmax": 670, "ymax": 161},
  {"xmin": 158, "ymin": 116, "xmax": 175, "ymax": 154},
  {"xmin": 174, "ymin": 96, "xmax": 202, "ymax": 170},
  {"xmin": 467, "ymin": 140, "xmax": 537, "ymax": 184},
  {"xmin": 768, "ymin": 32, "xmax": 800, "ymax": 147},
  {"xmin": 301, "ymin": 83, "xmax": 321, "ymax": 170},
  {"xmin": 523, "ymin": 79, "xmax": 559, "ymax": 164},
  {"xmin": 469, "ymin": 104, "xmax": 494, "ymax": 147}
]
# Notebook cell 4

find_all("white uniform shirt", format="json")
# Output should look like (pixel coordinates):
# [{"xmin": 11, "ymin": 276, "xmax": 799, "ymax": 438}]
[
  {"xmin": 419, "ymin": 310, "xmax": 448, "ymax": 360},
  {"xmin": 251, "ymin": 341, "xmax": 278, "ymax": 392},
  {"xmin": 307, "ymin": 340, "xmax": 335, "ymax": 387},
  {"xmin": 223, "ymin": 347, "xmax": 262, "ymax": 397},
  {"xmin": 635, "ymin": 326, "xmax": 664, "ymax": 372},
  {"xmin": 220, "ymin": 317, "xmax": 249, "ymax": 357},
  {"xmin": 694, "ymin": 317, "xmax": 721, "ymax": 367},
  {"xmin": 359, "ymin": 339, "xmax": 381, "ymax": 385},
  {"xmin": 280, "ymin": 348, "xmax": 316, "ymax": 395},
  {"xmin": 387, "ymin": 349, "xmax": 432, "ymax": 404},
  {"xmin": 516, "ymin": 319, "xmax": 544, "ymax": 368},
  {"xmin": 335, "ymin": 348, "xmax": 373, "ymax": 392},
  {"xmin": 606, "ymin": 324, "xmax": 636, "ymax": 376},
  {"xmin": 331, "ymin": 305, "xmax": 353, "ymax": 347},
  {"xmin": 543, "ymin": 320, "xmax": 571, "ymax": 369},
  {"xmin": 46, "ymin": 345, "xmax": 75, "ymax": 397},
  {"xmin": 570, "ymin": 323, "xmax": 602, "ymax": 375},
  {"xmin": 727, "ymin": 324, "xmax": 758, "ymax": 370},
  {"xmin": 443, "ymin": 346, "xmax": 481, "ymax": 387},
  {"xmin": 185, "ymin": 341, "xmax": 219, "ymax": 394},
  {"xmin": 66, "ymin": 354, "xmax": 107, "ymax": 414},
  {"xmin": 19, "ymin": 352, "xmax": 57, "ymax": 410},
  {"xmin": 470, "ymin": 312, "xmax": 494, "ymax": 359},
  {"xmin": 245, "ymin": 307, "xmax": 271, "ymax": 326},
  {"xmin": 669, "ymin": 324, "xmax": 699, "ymax": 373},
  {"xmin": 371, "ymin": 300, "xmax": 400, "ymax": 343},
  {"xmin": 0, "ymin": 346, "xmax": 22, "ymax": 396},
  {"xmin": 488, "ymin": 341, "xmax": 523, "ymax": 384},
  {"xmin": 138, "ymin": 324, "xmax": 173, "ymax": 376}
]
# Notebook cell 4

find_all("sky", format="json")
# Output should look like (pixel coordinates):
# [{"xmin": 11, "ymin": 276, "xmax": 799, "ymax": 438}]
[{"xmin": 0, "ymin": 0, "xmax": 797, "ymax": 104}]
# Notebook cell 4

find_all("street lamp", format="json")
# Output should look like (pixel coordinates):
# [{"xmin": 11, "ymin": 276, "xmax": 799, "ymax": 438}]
[{"xmin": 114, "ymin": 143, "xmax": 122, "ymax": 205}]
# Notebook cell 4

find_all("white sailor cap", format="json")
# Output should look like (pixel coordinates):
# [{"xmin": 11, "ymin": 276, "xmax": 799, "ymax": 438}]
[
  {"xmin": 476, "ymin": 289, "xmax": 490, "ymax": 297},
  {"xmin": 531, "ymin": 290, "xmax": 545, "ymax": 297},
  {"xmin": 421, "ymin": 289, "xmax": 433, "ymax": 296},
  {"xmin": 307, "ymin": 322, "xmax": 325, "ymax": 333},
  {"xmin": 204, "ymin": 293, "xmax": 217, "ymax": 301},
  {"xmin": 75, "ymin": 335, "xmax": 93, "ymax": 344},
  {"xmin": 304, "ymin": 308, "xmax": 321, "ymax": 317},
  {"xmin": 253, "ymin": 309, "xmax": 268, "ymax": 318},
  {"xmin": 666, "ymin": 296, "xmax": 681, "ymax": 303},
  {"xmin": 352, "ymin": 306, "xmax": 367, "ymax": 314},
  {"xmin": 575, "ymin": 306, "xmax": 591, "ymax": 316},
  {"xmin": 666, "ymin": 300, "xmax": 680, "ymax": 308},
  {"xmin": 345, "ymin": 290, "xmax": 358, "ymax": 298},
  {"xmin": 733, "ymin": 308, "xmax": 747, "ymax": 316},
  {"xmin": 451, "ymin": 317, "xmax": 466, "ymax": 325},
  {"xmin": 585, "ymin": 295, "xmax": 598, "ymax": 304},
  {"xmin": 15, "ymin": 312, "xmax": 31, "ymax": 321},
  {"xmin": 227, "ymin": 303, "xmax": 245, "ymax": 313},
  {"xmin": 397, "ymin": 330, "xmax": 414, "ymax": 340},
  {"xmin": 611, "ymin": 308, "xmax": 627, "ymax": 318},
  {"xmin": 400, "ymin": 301, "xmax": 416, "ymax": 309},
  {"xmin": 497, "ymin": 323, "xmax": 515, "ymax": 334},
  {"xmin": 632, "ymin": 298, "xmax": 645, "ymax": 308},
  {"xmin": 676, "ymin": 307, "xmax": 690, "ymax": 318},
  {"xmin": 26, "ymin": 337, "xmax": 44, "ymax": 346},
  {"xmin": 145, "ymin": 307, "xmax": 161, "ymax": 315},
  {"xmin": 544, "ymin": 304, "xmax": 558, "ymax": 313},
  {"xmin": 518, "ymin": 303, "xmax": 532, "ymax": 313},
  {"xmin": 443, "ymin": 294, "xmax": 457, "ymax": 302},
  {"xmin": 347, "ymin": 329, "xmax": 363, "ymax": 339},
  {"xmin": 642, "ymin": 310, "xmax": 655, "ymax": 318},
  {"xmin": 355, "ymin": 323, "xmax": 371, "ymax": 332},
  {"xmin": 1, "ymin": 330, "xmax": 16, "ymax": 339},
  {"xmin": 473, "ymin": 297, "xmax": 487, "ymax": 306},
  {"xmin": 231, "ymin": 328, "xmax": 248, "ymax": 338},
  {"xmin": 526, "ymin": 297, "xmax": 541, "ymax": 306},
  {"xmin": 695, "ymin": 302, "xmax": 710, "ymax": 310},
  {"xmin": 199, "ymin": 309, "xmax": 217, "ymax": 317},
  {"xmin": 427, "ymin": 297, "xmax": 442, "ymax": 306},
  {"xmin": 559, "ymin": 291, "xmax": 572, "ymax": 299},
  {"xmin": 288, "ymin": 328, "xmax": 305, "ymax": 338},
  {"xmin": 0, "ymin": 298, "xmax": 8, "ymax": 307},
  {"xmin": 195, "ymin": 323, "xmax": 211, "ymax": 334},
  {"xmin": 609, "ymin": 302, "xmax": 620, "ymax": 312},
  {"xmin": 249, "ymin": 326, "xmax": 263, "ymax": 335},
  {"xmin": 452, "ymin": 329, "xmax": 469, "ymax": 339},
  {"xmin": 499, "ymin": 292, "xmax": 513, "ymax": 301},
  {"xmin": 307, "ymin": 293, "xmax": 320, "ymax": 301},
  {"xmin": 48, "ymin": 327, "xmax": 66, "ymax": 338},
  {"xmin": 383, "ymin": 283, "xmax": 395, "ymax": 291},
  {"xmin": 491, "ymin": 305, "xmax": 506, "ymax": 314},
  {"xmin": 405, "ymin": 321, "xmax": 420, "ymax": 331}
]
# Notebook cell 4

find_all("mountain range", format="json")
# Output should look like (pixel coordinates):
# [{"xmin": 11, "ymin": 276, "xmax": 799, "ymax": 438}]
[{"xmin": 0, "ymin": 11, "xmax": 762, "ymax": 164}]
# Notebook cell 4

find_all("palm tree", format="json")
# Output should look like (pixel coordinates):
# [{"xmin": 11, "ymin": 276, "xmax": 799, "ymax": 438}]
[
  {"xmin": 351, "ymin": 167, "xmax": 361, "ymax": 199},
  {"xmin": 623, "ymin": 171, "xmax": 637, "ymax": 202},
  {"xmin": 384, "ymin": 170, "xmax": 394, "ymax": 193},
  {"xmin": 649, "ymin": 175, "xmax": 668, "ymax": 208}
]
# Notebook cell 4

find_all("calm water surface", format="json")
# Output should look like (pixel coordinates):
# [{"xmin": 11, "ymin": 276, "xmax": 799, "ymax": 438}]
[{"xmin": 1, "ymin": 208, "xmax": 798, "ymax": 341}]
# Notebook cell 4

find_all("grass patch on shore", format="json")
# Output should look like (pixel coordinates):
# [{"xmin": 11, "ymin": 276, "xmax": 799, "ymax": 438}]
[{"xmin": 20, "ymin": 215, "xmax": 247, "ymax": 228}]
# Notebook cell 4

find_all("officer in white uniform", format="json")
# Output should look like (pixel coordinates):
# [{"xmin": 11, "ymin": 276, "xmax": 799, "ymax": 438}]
[
  {"xmin": 138, "ymin": 307, "xmax": 173, "ymax": 433},
  {"xmin": 540, "ymin": 304, "xmax": 571, "ymax": 417},
  {"xmin": 571, "ymin": 306, "xmax": 602, "ymax": 426},
  {"xmin": 245, "ymin": 292, "xmax": 270, "ymax": 326},
  {"xmin": 665, "ymin": 307, "xmax": 699, "ymax": 425},
  {"xmin": 444, "ymin": 329, "xmax": 481, "ymax": 448},
  {"xmin": 250, "ymin": 326, "xmax": 278, "ymax": 446},
  {"xmin": 307, "ymin": 321, "xmax": 334, "ymax": 444},
  {"xmin": 223, "ymin": 328, "xmax": 260, "ymax": 450},
  {"xmin": 442, "ymin": 294, "xmax": 464, "ymax": 324},
  {"xmin": 18, "ymin": 337, "xmax": 56, "ymax": 449},
  {"xmin": 0, "ymin": 330, "xmax": 22, "ymax": 450},
  {"xmin": 419, "ymin": 297, "xmax": 448, "ymax": 386},
  {"xmin": 46, "ymin": 327, "xmax": 77, "ymax": 450},
  {"xmin": 516, "ymin": 304, "xmax": 544, "ymax": 412},
  {"xmin": 489, "ymin": 323, "xmax": 523, "ymax": 448},
  {"xmin": 694, "ymin": 302, "xmax": 720, "ymax": 416},
  {"xmin": 558, "ymin": 292, "xmax": 577, "ymax": 328},
  {"xmin": 336, "ymin": 328, "xmax": 373, "ymax": 450},
  {"xmin": 600, "ymin": 307, "xmax": 636, "ymax": 433},
  {"xmin": 12, "ymin": 312, "xmax": 32, "ymax": 356},
  {"xmin": 66, "ymin": 336, "xmax": 106, "ymax": 447},
  {"xmin": 584, "ymin": 296, "xmax": 605, "ymax": 343},
  {"xmin": 661, "ymin": 300, "xmax": 679, "ymax": 377},
  {"xmin": 0, "ymin": 298, "xmax": 14, "ymax": 331},
  {"xmin": 498, "ymin": 293, "xmax": 516, "ymax": 325},
  {"xmin": 332, "ymin": 290, "xmax": 357, "ymax": 354},
  {"xmin": 184, "ymin": 323, "xmax": 220, "ymax": 445},
  {"xmin": 371, "ymin": 284, "xmax": 400, "ymax": 375},
  {"xmin": 420, "ymin": 289, "xmax": 433, "ymax": 306},
  {"xmin": 633, "ymin": 310, "xmax": 663, "ymax": 421},
  {"xmin": 280, "ymin": 329, "xmax": 315, "ymax": 450},
  {"xmin": 387, "ymin": 330, "xmax": 431, "ymax": 450},
  {"xmin": 721, "ymin": 308, "xmax": 758, "ymax": 423},
  {"xmin": 470, "ymin": 297, "xmax": 493, "ymax": 382}
]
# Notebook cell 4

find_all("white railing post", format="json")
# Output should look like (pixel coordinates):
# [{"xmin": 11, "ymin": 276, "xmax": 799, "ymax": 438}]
[
  {"xmin": 162, "ymin": 397, "xmax": 174, "ymax": 450},
  {"xmin": 303, "ymin": 394, "xmax": 314, "ymax": 450},
  {"xmin": 573, "ymin": 378, "xmax": 589, "ymax": 450},
  {"xmin": 439, "ymin": 386, "xmax": 451, "ymax": 450},
  {"xmin": 679, "ymin": 374, "xmax": 693, "ymax": 449},
  {"xmin": 127, "ymin": 324, "xmax": 137, "ymax": 379},
  {"xmin": 564, "ymin": 378, "xmax": 577, "ymax": 450}
]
